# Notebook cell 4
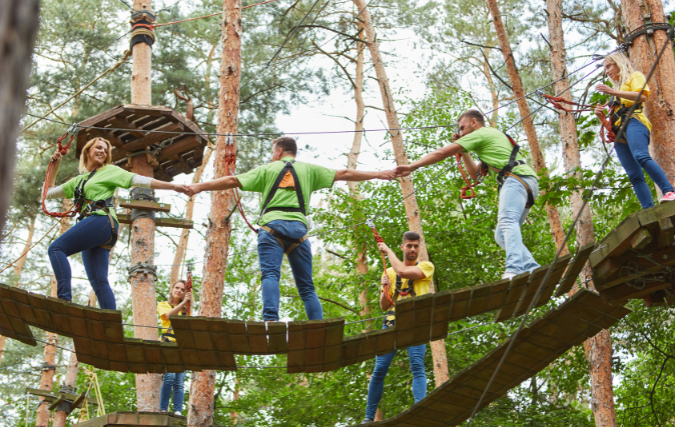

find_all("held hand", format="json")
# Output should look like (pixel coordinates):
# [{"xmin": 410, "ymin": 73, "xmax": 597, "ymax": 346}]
[
  {"xmin": 395, "ymin": 165, "xmax": 413, "ymax": 178},
  {"xmin": 377, "ymin": 241, "xmax": 390, "ymax": 255},
  {"xmin": 451, "ymin": 132, "xmax": 461, "ymax": 142},
  {"xmin": 594, "ymin": 104, "xmax": 605, "ymax": 117},
  {"xmin": 595, "ymin": 84, "xmax": 614, "ymax": 95},
  {"xmin": 173, "ymin": 183, "xmax": 189, "ymax": 195},
  {"xmin": 51, "ymin": 150, "xmax": 63, "ymax": 162},
  {"xmin": 185, "ymin": 291, "xmax": 193, "ymax": 302},
  {"xmin": 379, "ymin": 169, "xmax": 396, "ymax": 181},
  {"xmin": 184, "ymin": 184, "xmax": 200, "ymax": 197},
  {"xmin": 381, "ymin": 274, "xmax": 391, "ymax": 288}
]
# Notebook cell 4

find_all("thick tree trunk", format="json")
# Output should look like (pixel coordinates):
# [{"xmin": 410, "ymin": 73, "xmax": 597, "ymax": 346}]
[
  {"xmin": 486, "ymin": 0, "xmax": 568, "ymax": 254},
  {"xmin": 545, "ymin": 2, "xmax": 617, "ymax": 426},
  {"xmin": 0, "ymin": 0, "xmax": 40, "ymax": 237},
  {"xmin": 129, "ymin": 0, "xmax": 161, "ymax": 411},
  {"xmin": 170, "ymin": 146, "xmax": 213, "ymax": 285},
  {"xmin": 36, "ymin": 199, "xmax": 72, "ymax": 427},
  {"xmin": 352, "ymin": 0, "xmax": 450, "ymax": 386},
  {"xmin": 187, "ymin": 0, "xmax": 241, "ymax": 425},
  {"xmin": 621, "ymin": 0, "xmax": 675, "ymax": 197}
]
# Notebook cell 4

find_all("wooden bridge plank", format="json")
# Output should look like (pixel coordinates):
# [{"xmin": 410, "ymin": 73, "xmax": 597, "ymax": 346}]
[{"xmin": 556, "ymin": 242, "xmax": 596, "ymax": 297}]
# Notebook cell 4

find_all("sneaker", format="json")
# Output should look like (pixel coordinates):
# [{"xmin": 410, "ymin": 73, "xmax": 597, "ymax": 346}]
[
  {"xmin": 174, "ymin": 411, "xmax": 182, "ymax": 416},
  {"xmin": 659, "ymin": 192, "xmax": 675, "ymax": 204},
  {"xmin": 361, "ymin": 418, "xmax": 374, "ymax": 424},
  {"xmin": 501, "ymin": 272, "xmax": 517, "ymax": 280}
]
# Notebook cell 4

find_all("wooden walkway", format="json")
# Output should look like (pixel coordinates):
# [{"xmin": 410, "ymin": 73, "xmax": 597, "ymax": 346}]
[{"xmin": 347, "ymin": 289, "xmax": 631, "ymax": 427}]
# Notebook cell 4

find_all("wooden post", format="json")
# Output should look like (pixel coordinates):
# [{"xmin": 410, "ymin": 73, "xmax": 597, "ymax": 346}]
[
  {"xmin": 486, "ymin": 0, "xmax": 568, "ymax": 254},
  {"xmin": 0, "ymin": 0, "xmax": 40, "ymax": 238},
  {"xmin": 351, "ymin": 0, "xmax": 450, "ymax": 386},
  {"xmin": 621, "ymin": 0, "xmax": 675, "ymax": 197},
  {"xmin": 545, "ymin": 2, "xmax": 617, "ymax": 426},
  {"xmin": 52, "ymin": 349, "xmax": 79, "ymax": 427},
  {"xmin": 129, "ymin": 0, "xmax": 161, "ymax": 412},
  {"xmin": 187, "ymin": 0, "xmax": 241, "ymax": 425}
]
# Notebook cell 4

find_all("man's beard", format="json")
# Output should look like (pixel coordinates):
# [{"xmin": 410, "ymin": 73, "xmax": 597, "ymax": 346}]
[{"xmin": 406, "ymin": 252, "xmax": 418, "ymax": 262}]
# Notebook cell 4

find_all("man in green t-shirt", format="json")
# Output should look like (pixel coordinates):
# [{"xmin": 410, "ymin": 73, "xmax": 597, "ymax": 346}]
[
  {"xmin": 395, "ymin": 109, "xmax": 540, "ymax": 279},
  {"xmin": 186, "ymin": 137, "xmax": 395, "ymax": 321}
]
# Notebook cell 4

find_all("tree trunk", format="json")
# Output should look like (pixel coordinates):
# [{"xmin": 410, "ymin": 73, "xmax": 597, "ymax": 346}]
[
  {"xmin": 13, "ymin": 215, "xmax": 36, "ymax": 279},
  {"xmin": 545, "ymin": 2, "xmax": 617, "ymax": 425},
  {"xmin": 170, "ymin": 146, "xmax": 213, "ymax": 285},
  {"xmin": 52, "ymin": 349, "xmax": 80, "ymax": 427},
  {"xmin": 352, "ymin": 0, "xmax": 450, "ymax": 386},
  {"xmin": 482, "ymin": 48, "xmax": 501, "ymax": 127},
  {"xmin": 129, "ymin": 0, "xmax": 161, "ymax": 411},
  {"xmin": 0, "ymin": 0, "xmax": 40, "ymax": 237},
  {"xmin": 486, "ymin": 0, "xmax": 568, "ymax": 254},
  {"xmin": 621, "ymin": 0, "xmax": 675, "ymax": 197},
  {"xmin": 187, "ymin": 0, "xmax": 242, "ymax": 425},
  {"xmin": 36, "ymin": 199, "xmax": 72, "ymax": 427}
]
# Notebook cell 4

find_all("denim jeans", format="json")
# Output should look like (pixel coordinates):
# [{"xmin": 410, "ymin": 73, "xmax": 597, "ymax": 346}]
[
  {"xmin": 615, "ymin": 119, "xmax": 674, "ymax": 209},
  {"xmin": 159, "ymin": 371, "xmax": 186, "ymax": 413},
  {"xmin": 365, "ymin": 324, "xmax": 427, "ymax": 419},
  {"xmin": 257, "ymin": 220, "xmax": 323, "ymax": 321},
  {"xmin": 47, "ymin": 215, "xmax": 118, "ymax": 310},
  {"xmin": 495, "ymin": 175, "xmax": 540, "ymax": 275}
]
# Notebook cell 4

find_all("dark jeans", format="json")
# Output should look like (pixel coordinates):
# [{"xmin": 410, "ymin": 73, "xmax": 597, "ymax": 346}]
[
  {"xmin": 615, "ymin": 119, "xmax": 674, "ymax": 209},
  {"xmin": 365, "ymin": 324, "xmax": 427, "ymax": 419},
  {"xmin": 159, "ymin": 371, "xmax": 186, "ymax": 413},
  {"xmin": 257, "ymin": 220, "xmax": 323, "ymax": 321},
  {"xmin": 47, "ymin": 215, "xmax": 117, "ymax": 310}
]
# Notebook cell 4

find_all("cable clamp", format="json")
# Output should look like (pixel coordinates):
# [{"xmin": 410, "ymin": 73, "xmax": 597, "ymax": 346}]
[
  {"xmin": 128, "ymin": 261, "xmax": 157, "ymax": 278},
  {"xmin": 366, "ymin": 218, "xmax": 375, "ymax": 229}
]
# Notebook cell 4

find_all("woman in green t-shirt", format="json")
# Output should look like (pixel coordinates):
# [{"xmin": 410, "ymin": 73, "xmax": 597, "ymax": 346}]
[{"xmin": 45, "ymin": 137, "xmax": 188, "ymax": 309}]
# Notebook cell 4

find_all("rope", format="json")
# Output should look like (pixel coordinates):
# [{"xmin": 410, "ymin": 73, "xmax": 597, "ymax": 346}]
[
  {"xmin": 185, "ymin": 264, "xmax": 193, "ymax": 316},
  {"xmin": 366, "ymin": 220, "xmax": 396, "ymax": 307},
  {"xmin": 153, "ymin": 0, "xmax": 282, "ymax": 28},
  {"xmin": 20, "ymin": 50, "xmax": 132, "ymax": 134},
  {"xmin": 40, "ymin": 128, "xmax": 83, "ymax": 219},
  {"xmin": 455, "ymin": 154, "xmax": 479, "ymax": 200},
  {"xmin": 463, "ymin": 25, "xmax": 674, "ymax": 427},
  {"xmin": 0, "ymin": 221, "xmax": 60, "ymax": 275}
]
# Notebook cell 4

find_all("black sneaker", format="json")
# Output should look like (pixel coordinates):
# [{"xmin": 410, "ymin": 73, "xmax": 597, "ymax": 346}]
[{"xmin": 361, "ymin": 418, "xmax": 374, "ymax": 424}]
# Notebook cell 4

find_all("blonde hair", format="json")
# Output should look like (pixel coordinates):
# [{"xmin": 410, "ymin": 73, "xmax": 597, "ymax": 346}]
[
  {"xmin": 604, "ymin": 52, "xmax": 637, "ymax": 87},
  {"xmin": 79, "ymin": 137, "xmax": 113, "ymax": 174},
  {"xmin": 168, "ymin": 280, "xmax": 187, "ymax": 306}
]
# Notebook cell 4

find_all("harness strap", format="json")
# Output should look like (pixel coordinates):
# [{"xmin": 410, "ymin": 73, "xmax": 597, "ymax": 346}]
[
  {"xmin": 260, "ymin": 225, "xmax": 308, "ymax": 255},
  {"xmin": 80, "ymin": 196, "xmax": 118, "ymax": 249},
  {"xmin": 258, "ymin": 161, "xmax": 306, "ymax": 221}
]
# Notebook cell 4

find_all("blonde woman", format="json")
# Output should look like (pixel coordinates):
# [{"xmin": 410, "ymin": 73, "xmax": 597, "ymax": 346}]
[
  {"xmin": 595, "ymin": 52, "xmax": 675, "ymax": 208},
  {"xmin": 45, "ymin": 137, "xmax": 188, "ymax": 309},
  {"xmin": 157, "ymin": 280, "xmax": 192, "ymax": 415}
]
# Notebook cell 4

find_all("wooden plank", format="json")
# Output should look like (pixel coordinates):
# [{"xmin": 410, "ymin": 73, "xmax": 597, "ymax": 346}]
[
  {"xmin": 118, "ymin": 199, "xmax": 171, "ymax": 213},
  {"xmin": 657, "ymin": 217, "xmax": 675, "ymax": 249},
  {"xmin": 630, "ymin": 228, "xmax": 653, "ymax": 250},
  {"xmin": 246, "ymin": 322, "xmax": 269, "ymax": 354},
  {"xmin": 394, "ymin": 297, "xmax": 415, "ymax": 348},
  {"xmin": 589, "ymin": 214, "xmax": 641, "ymax": 267},
  {"xmin": 600, "ymin": 280, "xmax": 671, "ymax": 305},
  {"xmin": 594, "ymin": 243, "xmax": 675, "ymax": 291},
  {"xmin": 556, "ymin": 242, "xmax": 596, "ymax": 297},
  {"xmin": 226, "ymin": 320, "xmax": 250, "ymax": 353},
  {"xmin": 116, "ymin": 214, "xmax": 194, "ymax": 229},
  {"xmin": 494, "ymin": 270, "xmax": 536, "ymax": 322},
  {"xmin": 376, "ymin": 327, "xmax": 396, "ymax": 356},
  {"xmin": 267, "ymin": 322, "xmax": 287, "ymax": 353},
  {"xmin": 411, "ymin": 294, "xmax": 434, "ymax": 346}
]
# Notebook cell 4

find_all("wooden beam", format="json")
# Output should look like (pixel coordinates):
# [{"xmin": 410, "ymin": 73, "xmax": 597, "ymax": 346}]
[
  {"xmin": 118, "ymin": 200, "xmax": 171, "ymax": 213},
  {"xmin": 117, "ymin": 214, "xmax": 193, "ymax": 229}
]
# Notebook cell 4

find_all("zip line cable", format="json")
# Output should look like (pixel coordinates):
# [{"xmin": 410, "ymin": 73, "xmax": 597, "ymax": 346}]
[{"xmin": 463, "ymin": 27, "xmax": 674, "ymax": 427}]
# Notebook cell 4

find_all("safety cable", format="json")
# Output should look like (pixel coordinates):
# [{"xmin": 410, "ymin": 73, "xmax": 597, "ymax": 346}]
[{"xmin": 463, "ymin": 26, "xmax": 674, "ymax": 427}]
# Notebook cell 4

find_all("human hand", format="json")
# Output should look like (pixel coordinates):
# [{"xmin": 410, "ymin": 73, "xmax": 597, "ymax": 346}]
[
  {"xmin": 379, "ymin": 169, "xmax": 396, "ymax": 181},
  {"xmin": 594, "ymin": 104, "xmax": 605, "ymax": 117},
  {"xmin": 381, "ymin": 274, "xmax": 391, "ymax": 288},
  {"xmin": 51, "ymin": 150, "xmax": 63, "ymax": 162},
  {"xmin": 452, "ymin": 132, "xmax": 461, "ymax": 142},
  {"xmin": 595, "ymin": 84, "xmax": 614, "ymax": 95},
  {"xmin": 185, "ymin": 291, "xmax": 193, "ymax": 302},
  {"xmin": 184, "ymin": 184, "xmax": 200, "ymax": 197},
  {"xmin": 377, "ymin": 241, "xmax": 390, "ymax": 255},
  {"xmin": 395, "ymin": 165, "xmax": 413, "ymax": 178}
]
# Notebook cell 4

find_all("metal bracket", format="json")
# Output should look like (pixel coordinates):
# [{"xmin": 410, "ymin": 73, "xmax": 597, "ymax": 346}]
[
  {"xmin": 128, "ymin": 261, "xmax": 157, "ymax": 279},
  {"xmin": 130, "ymin": 187, "xmax": 157, "ymax": 222},
  {"xmin": 366, "ymin": 218, "xmax": 375, "ymax": 229}
]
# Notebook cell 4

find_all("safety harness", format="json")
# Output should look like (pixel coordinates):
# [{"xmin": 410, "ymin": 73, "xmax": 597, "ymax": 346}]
[
  {"xmin": 73, "ymin": 170, "xmax": 118, "ymax": 250},
  {"xmin": 160, "ymin": 305, "xmax": 185, "ymax": 342},
  {"xmin": 258, "ymin": 161, "xmax": 308, "ymax": 255},
  {"xmin": 384, "ymin": 263, "xmax": 419, "ymax": 328},
  {"xmin": 455, "ymin": 132, "xmax": 535, "ymax": 208},
  {"xmin": 608, "ymin": 96, "xmax": 643, "ymax": 143}
]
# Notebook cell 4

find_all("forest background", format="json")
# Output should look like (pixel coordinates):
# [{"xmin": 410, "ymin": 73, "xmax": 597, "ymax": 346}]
[{"xmin": 1, "ymin": 0, "xmax": 675, "ymax": 425}]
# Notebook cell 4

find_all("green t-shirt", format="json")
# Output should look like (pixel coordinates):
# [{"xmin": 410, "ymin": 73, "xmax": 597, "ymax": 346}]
[
  {"xmin": 61, "ymin": 165, "xmax": 136, "ymax": 225},
  {"xmin": 237, "ymin": 156, "xmax": 337, "ymax": 226},
  {"xmin": 455, "ymin": 127, "xmax": 537, "ymax": 178}
]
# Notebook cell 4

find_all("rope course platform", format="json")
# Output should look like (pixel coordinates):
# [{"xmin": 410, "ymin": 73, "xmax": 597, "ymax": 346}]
[
  {"xmin": 345, "ymin": 289, "xmax": 630, "ymax": 427},
  {"xmin": 76, "ymin": 104, "xmax": 208, "ymax": 181},
  {"xmin": 75, "ymin": 411, "xmax": 187, "ymax": 427}
]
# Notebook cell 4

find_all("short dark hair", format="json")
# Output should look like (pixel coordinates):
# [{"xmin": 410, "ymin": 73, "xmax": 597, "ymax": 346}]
[
  {"xmin": 458, "ymin": 109, "xmax": 486, "ymax": 126},
  {"xmin": 273, "ymin": 137, "xmax": 297, "ymax": 156},
  {"xmin": 402, "ymin": 231, "xmax": 421, "ymax": 243}
]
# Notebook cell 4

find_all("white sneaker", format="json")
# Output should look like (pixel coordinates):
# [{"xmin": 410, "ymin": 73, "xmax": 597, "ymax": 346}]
[
  {"xmin": 501, "ymin": 272, "xmax": 517, "ymax": 280},
  {"xmin": 174, "ymin": 411, "xmax": 181, "ymax": 416}
]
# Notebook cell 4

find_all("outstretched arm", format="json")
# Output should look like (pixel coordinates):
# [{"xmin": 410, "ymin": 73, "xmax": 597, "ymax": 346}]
[
  {"xmin": 185, "ymin": 176, "xmax": 242, "ymax": 196},
  {"xmin": 149, "ymin": 179, "xmax": 189, "ymax": 194},
  {"xmin": 395, "ymin": 143, "xmax": 465, "ymax": 177},
  {"xmin": 334, "ymin": 169, "xmax": 395, "ymax": 182}
]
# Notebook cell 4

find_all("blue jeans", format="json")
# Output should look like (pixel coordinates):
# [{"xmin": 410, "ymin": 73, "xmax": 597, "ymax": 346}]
[
  {"xmin": 47, "ymin": 215, "xmax": 118, "ymax": 310},
  {"xmin": 258, "ymin": 220, "xmax": 323, "ymax": 321},
  {"xmin": 159, "ymin": 371, "xmax": 186, "ymax": 413},
  {"xmin": 495, "ymin": 175, "xmax": 540, "ymax": 275},
  {"xmin": 365, "ymin": 324, "xmax": 427, "ymax": 419},
  {"xmin": 615, "ymin": 119, "xmax": 674, "ymax": 209}
]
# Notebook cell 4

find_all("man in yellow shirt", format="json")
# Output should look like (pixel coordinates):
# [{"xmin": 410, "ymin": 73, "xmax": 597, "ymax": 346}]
[{"xmin": 362, "ymin": 231, "xmax": 434, "ymax": 424}]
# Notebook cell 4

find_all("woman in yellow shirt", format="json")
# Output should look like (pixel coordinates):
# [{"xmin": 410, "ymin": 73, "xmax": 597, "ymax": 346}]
[
  {"xmin": 157, "ymin": 280, "xmax": 192, "ymax": 416},
  {"xmin": 595, "ymin": 52, "xmax": 675, "ymax": 208}
]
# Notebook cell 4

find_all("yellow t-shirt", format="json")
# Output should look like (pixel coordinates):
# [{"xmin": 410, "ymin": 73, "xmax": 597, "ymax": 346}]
[
  {"xmin": 383, "ymin": 261, "xmax": 435, "ymax": 323},
  {"xmin": 157, "ymin": 301, "xmax": 185, "ymax": 343},
  {"xmin": 614, "ymin": 72, "xmax": 651, "ymax": 132}
]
